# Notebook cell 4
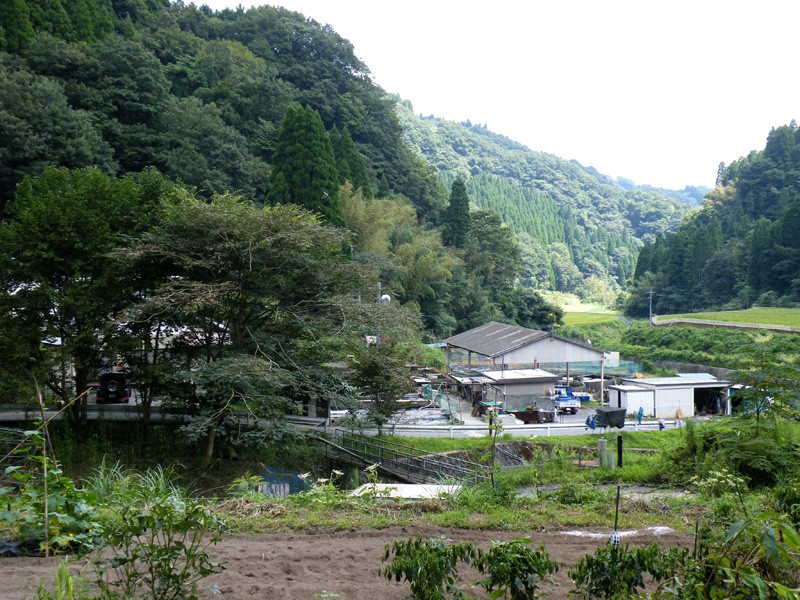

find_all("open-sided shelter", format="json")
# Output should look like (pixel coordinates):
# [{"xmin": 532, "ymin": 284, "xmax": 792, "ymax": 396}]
[{"xmin": 443, "ymin": 321, "xmax": 616, "ymax": 404}]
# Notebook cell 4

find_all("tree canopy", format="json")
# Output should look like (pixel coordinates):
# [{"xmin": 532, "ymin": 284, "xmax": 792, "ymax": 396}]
[{"xmin": 627, "ymin": 122, "xmax": 800, "ymax": 316}]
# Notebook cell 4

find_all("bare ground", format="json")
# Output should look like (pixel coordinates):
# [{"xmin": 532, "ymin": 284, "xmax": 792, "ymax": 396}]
[{"xmin": 3, "ymin": 524, "xmax": 689, "ymax": 600}]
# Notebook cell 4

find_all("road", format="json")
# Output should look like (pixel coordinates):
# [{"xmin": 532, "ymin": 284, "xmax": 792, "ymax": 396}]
[{"xmin": 0, "ymin": 401, "xmax": 677, "ymax": 439}]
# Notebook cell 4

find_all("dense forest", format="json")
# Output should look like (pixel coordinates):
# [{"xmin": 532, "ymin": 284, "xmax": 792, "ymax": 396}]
[
  {"xmin": 0, "ymin": 0, "xmax": 568, "ymax": 343},
  {"xmin": 396, "ymin": 101, "xmax": 694, "ymax": 302},
  {"xmin": 626, "ymin": 122, "xmax": 800, "ymax": 316},
  {"xmin": 0, "ymin": 0, "xmax": 579, "ymax": 442}
]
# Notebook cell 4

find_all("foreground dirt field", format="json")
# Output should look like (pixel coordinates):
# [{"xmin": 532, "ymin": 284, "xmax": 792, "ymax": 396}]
[{"xmin": 3, "ymin": 524, "xmax": 689, "ymax": 600}]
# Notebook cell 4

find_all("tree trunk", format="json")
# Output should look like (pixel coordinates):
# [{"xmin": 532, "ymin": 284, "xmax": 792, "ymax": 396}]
[{"xmin": 201, "ymin": 408, "xmax": 227, "ymax": 468}]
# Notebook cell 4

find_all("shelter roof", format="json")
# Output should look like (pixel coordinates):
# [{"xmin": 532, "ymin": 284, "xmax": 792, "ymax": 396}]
[
  {"xmin": 442, "ymin": 321, "xmax": 604, "ymax": 358},
  {"xmin": 622, "ymin": 376, "xmax": 729, "ymax": 388},
  {"xmin": 482, "ymin": 369, "xmax": 558, "ymax": 383},
  {"xmin": 608, "ymin": 384, "xmax": 651, "ymax": 392}
]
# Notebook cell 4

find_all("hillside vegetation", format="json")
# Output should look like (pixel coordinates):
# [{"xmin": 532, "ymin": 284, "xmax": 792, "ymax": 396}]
[
  {"xmin": 627, "ymin": 122, "xmax": 800, "ymax": 316},
  {"xmin": 396, "ymin": 101, "xmax": 693, "ymax": 298}
]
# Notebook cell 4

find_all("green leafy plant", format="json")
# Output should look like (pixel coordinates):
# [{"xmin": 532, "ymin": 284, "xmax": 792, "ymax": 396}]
[
  {"xmin": 551, "ymin": 481, "xmax": 610, "ymax": 507},
  {"xmin": 382, "ymin": 535, "xmax": 561, "ymax": 600},
  {"xmin": 292, "ymin": 470, "xmax": 348, "ymax": 508},
  {"xmin": 92, "ymin": 496, "xmax": 225, "ymax": 600},
  {"xmin": 225, "ymin": 473, "xmax": 264, "ymax": 500},
  {"xmin": 569, "ymin": 541, "xmax": 689, "ymax": 599},
  {"xmin": 1, "ymin": 433, "xmax": 101, "ymax": 554},
  {"xmin": 357, "ymin": 464, "xmax": 396, "ymax": 501},
  {"xmin": 689, "ymin": 466, "xmax": 748, "ymax": 498},
  {"xmin": 773, "ymin": 474, "xmax": 800, "ymax": 525},
  {"xmin": 381, "ymin": 536, "xmax": 478, "ymax": 600},
  {"xmin": 472, "ymin": 537, "xmax": 559, "ymax": 600},
  {"xmin": 652, "ymin": 512, "xmax": 800, "ymax": 600},
  {"xmin": 29, "ymin": 560, "xmax": 94, "ymax": 600}
]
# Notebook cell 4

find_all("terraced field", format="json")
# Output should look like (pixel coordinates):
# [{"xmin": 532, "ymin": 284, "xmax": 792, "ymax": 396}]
[{"xmin": 663, "ymin": 307, "xmax": 800, "ymax": 328}]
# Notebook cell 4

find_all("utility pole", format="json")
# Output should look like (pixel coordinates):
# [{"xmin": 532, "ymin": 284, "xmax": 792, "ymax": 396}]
[{"xmin": 647, "ymin": 290, "xmax": 654, "ymax": 327}]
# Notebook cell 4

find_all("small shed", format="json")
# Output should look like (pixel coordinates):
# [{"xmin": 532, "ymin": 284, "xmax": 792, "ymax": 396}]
[
  {"xmin": 609, "ymin": 375, "xmax": 730, "ymax": 418},
  {"xmin": 481, "ymin": 368, "xmax": 559, "ymax": 413}
]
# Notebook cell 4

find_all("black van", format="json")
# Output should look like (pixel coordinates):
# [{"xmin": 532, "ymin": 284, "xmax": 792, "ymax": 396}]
[{"xmin": 96, "ymin": 371, "xmax": 130, "ymax": 404}]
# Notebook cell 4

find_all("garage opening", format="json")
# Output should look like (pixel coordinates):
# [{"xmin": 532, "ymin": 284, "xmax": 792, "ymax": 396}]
[{"xmin": 693, "ymin": 386, "xmax": 726, "ymax": 415}]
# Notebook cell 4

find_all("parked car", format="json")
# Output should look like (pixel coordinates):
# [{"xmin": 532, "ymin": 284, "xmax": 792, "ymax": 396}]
[{"xmin": 95, "ymin": 371, "xmax": 130, "ymax": 403}]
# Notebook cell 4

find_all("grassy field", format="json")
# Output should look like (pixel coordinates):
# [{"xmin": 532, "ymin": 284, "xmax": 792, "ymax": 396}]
[
  {"xmin": 666, "ymin": 307, "xmax": 800, "ymax": 327},
  {"xmin": 561, "ymin": 312, "xmax": 621, "ymax": 326}
]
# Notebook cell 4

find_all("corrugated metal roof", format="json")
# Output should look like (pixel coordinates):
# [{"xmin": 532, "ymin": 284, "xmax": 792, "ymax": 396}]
[
  {"xmin": 442, "ymin": 322, "xmax": 549, "ymax": 357},
  {"xmin": 442, "ymin": 321, "xmax": 604, "ymax": 358}
]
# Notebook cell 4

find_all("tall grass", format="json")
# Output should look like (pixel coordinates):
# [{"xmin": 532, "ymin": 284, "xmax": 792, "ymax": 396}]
[{"xmin": 83, "ymin": 461, "xmax": 190, "ymax": 505}]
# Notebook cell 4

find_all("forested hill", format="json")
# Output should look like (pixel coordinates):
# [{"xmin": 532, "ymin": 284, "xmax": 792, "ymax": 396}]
[
  {"xmin": 626, "ymin": 122, "xmax": 800, "ymax": 317},
  {"xmin": 0, "ymin": 0, "xmax": 445, "ymax": 218},
  {"xmin": 396, "ymin": 101, "xmax": 693, "ymax": 296}
]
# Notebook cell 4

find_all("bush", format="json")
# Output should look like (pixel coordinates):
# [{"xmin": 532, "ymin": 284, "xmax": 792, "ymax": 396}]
[
  {"xmin": 773, "ymin": 475, "xmax": 800, "ymax": 525},
  {"xmin": 569, "ymin": 542, "xmax": 689, "ymax": 599},
  {"xmin": 1, "ymin": 437, "xmax": 101, "ymax": 554},
  {"xmin": 452, "ymin": 480, "xmax": 516, "ymax": 510},
  {"xmin": 652, "ymin": 513, "xmax": 800, "ymax": 599},
  {"xmin": 381, "ymin": 535, "xmax": 559, "ymax": 600},
  {"xmin": 93, "ymin": 496, "xmax": 225, "ymax": 600},
  {"xmin": 550, "ymin": 482, "xmax": 609, "ymax": 506}
]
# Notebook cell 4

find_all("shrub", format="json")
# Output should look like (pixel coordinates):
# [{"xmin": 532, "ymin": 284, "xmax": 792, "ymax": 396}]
[
  {"xmin": 773, "ymin": 475, "xmax": 800, "ymax": 525},
  {"xmin": 452, "ymin": 480, "xmax": 516, "ymax": 510},
  {"xmin": 93, "ymin": 496, "xmax": 225, "ymax": 600},
  {"xmin": 1, "ymin": 436, "xmax": 101, "ymax": 555},
  {"xmin": 381, "ymin": 535, "xmax": 560, "ymax": 600},
  {"xmin": 473, "ymin": 537, "xmax": 559, "ymax": 600},
  {"xmin": 652, "ymin": 513, "xmax": 800, "ymax": 599},
  {"xmin": 381, "ymin": 536, "xmax": 477, "ymax": 600},
  {"xmin": 569, "ymin": 542, "xmax": 689, "ymax": 599},
  {"xmin": 550, "ymin": 482, "xmax": 609, "ymax": 506}
]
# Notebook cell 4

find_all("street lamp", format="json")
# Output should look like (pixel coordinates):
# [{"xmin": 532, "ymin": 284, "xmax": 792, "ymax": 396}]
[{"xmin": 376, "ymin": 282, "xmax": 390, "ymax": 344}]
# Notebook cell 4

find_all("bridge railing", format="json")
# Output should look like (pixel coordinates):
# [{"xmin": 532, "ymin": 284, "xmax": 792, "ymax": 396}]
[{"xmin": 329, "ymin": 429, "xmax": 489, "ymax": 484}]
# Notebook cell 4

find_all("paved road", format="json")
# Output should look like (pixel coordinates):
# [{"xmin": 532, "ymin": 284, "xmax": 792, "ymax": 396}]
[{"xmin": 0, "ymin": 401, "xmax": 677, "ymax": 439}]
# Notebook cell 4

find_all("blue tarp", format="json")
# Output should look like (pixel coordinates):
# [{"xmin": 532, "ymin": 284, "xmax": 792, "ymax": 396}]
[{"xmin": 261, "ymin": 464, "xmax": 308, "ymax": 497}]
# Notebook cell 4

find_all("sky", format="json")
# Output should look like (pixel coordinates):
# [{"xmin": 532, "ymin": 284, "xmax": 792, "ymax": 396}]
[{"xmin": 198, "ymin": 0, "xmax": 800, "ymax": 190}]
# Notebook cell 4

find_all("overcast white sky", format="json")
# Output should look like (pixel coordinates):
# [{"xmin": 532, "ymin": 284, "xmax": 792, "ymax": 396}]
[{"xmin": 198, "ymin": 0, "xmax": 799, "ymax": 190}]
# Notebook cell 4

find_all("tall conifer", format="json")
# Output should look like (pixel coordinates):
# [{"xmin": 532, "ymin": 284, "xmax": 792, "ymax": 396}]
[
  {"xmin": 0, "ymin": 0, "xmax": 35, "ymax": 51},
  {"xmin": 268, "ymin": 105, "xmax": 343, "ymax": 226},
  {"xmin": 442, "ymin": 178, "xmax": 471, "ymax": 248},
  {"xmin": 331, "ymin": 125, "xmax": 372, "ymax": 198}
]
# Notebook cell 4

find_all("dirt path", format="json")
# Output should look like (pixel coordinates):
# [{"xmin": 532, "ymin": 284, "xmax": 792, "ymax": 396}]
[{"xmin": 3, "ymin": 524, "xmax": 690, "ymax": 600}]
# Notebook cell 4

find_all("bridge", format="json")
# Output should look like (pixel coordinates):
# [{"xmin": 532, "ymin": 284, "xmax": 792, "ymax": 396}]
[{"xmin": 308, "ymin": 429, "xmax": 489, "ymax": 484}]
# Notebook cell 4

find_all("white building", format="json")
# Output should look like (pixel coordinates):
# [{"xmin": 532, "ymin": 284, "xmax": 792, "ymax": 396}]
[{"xmin": 607, "ymin": 374, "xmax": 730, "ymax": 419}]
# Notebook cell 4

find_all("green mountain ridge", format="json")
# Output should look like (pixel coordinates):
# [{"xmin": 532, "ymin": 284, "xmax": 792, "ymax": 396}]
[
  {"xmin": 626, "ymin": 122, "xmax": 800, "ymax": 316},
  {"xmin": 396, "ymin": 101, "xmax": 693, "ymax": 295},
  {"xmin": 0, "ymin": 0, "xmax": 694, "ymax": 307}
]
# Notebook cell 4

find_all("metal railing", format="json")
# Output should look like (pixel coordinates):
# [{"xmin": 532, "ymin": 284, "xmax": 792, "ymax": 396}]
[{"xmin": 317, "ymin": 429, "xmax": 489, "ymax": 484}]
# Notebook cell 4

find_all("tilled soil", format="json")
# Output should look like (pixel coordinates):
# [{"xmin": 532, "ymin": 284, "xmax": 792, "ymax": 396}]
[{"xmin": 3, "ymin": 524, "xmax": 690, "ymax": 599}]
